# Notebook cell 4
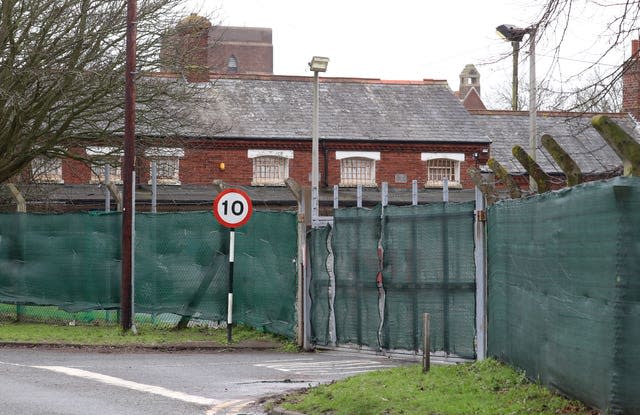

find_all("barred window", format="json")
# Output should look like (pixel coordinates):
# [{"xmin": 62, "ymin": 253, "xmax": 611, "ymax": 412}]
[
  {"xmin": 340, "ymin": 157, "xmax": 376, "ymax": 187},
  {"xmin": 31, "ymin": 157, "xmax": 63, "ymax": 183},
  {"xmin": 146, "ymin": 147, "xmax": 184, "ymax": 185},
  {"xmin": 427, "ymin": 158, "xmax": 456, "ymax": 182},
  {"xmin": 421, "ymin": 153, "xmax": 464, "ymax": 188},
  {"xmin": 91, "ymin": 163, "xmax": 122, "ymax": 184},
  {"xmin": 252, "ymin": 156, "xmax": 288, "ymax": 186},
  {"xmin": 152, "ymin": 158, "xmax": 180, "ymax": 184},
  {"xmin": 88, "ymin": 147, "xmax": 123, "ymax": 184}
]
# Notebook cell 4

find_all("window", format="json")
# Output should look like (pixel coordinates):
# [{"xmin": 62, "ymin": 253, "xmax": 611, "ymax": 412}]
[
  {"xmin": 145, "ymin": 147, "xmax": 184, "ymax": 185},
  {"xmin": 248, "ymin": 149, "xmax": 293, "ymax": 186},
  {"xmin": 336, "ymin": 151, "xmax": 379, "ymax": 187},
  {"xmin": 227, "ymin": 55, "xmax": 238, "ymax": 73},
  {"xmin": 87, "ymin": 147, "xmax": 123, "ymax": 184},
  {"xmin": 31, "ymin": 157, "xmax": 63, "ymax": 183},
  {"xmin": 422, "ymin": 152, "xmax": 464, "ymax": 188}
]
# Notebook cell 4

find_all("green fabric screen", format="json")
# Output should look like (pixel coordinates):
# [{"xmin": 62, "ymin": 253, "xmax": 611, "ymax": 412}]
[
  {"xmin": 0, "ymin": 210, "xmax": 298, "ymax": 338},
  {"xmin": 311, "ymin": 202, "xmax": 477, "ymax": 358},
  {"xmin": 487, "ymin": 177, "xmax": 640, "ymax": 414}
]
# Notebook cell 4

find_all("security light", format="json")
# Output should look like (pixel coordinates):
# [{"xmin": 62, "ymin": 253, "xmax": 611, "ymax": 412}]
[
  {"xmin": 496, "ymin": 24, "xmax": 528, "ymax": 42},
  {"xmin": 309, "ymin": 56, "xmax": 329, "ymax": 72}
]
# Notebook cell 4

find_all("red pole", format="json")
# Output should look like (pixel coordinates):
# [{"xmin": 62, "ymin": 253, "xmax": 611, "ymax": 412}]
[{"xmin": 121, "ymin": 0, "xmax": 136, "ymax": 331}]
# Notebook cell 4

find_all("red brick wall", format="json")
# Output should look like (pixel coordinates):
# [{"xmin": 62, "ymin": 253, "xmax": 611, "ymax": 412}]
[
  {"xmin": 59, "ymin": 140, "xmax": 490, "ymax": 189},
  {"xmin": 58, "ymin": 139, "xmax": 489, "ymax": 190},
  {"xmin": 623, "ymin": 39, "xmax": 640, "ymax": 120},
  {"xmin": 207, "ymin": 26, "xmax": 273, "ymax": 74}
]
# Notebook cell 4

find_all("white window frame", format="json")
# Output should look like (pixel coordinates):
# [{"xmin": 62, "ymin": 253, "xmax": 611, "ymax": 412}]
[
  {"xmin": 336, "ymin": 151, "xmax": 380, "ymax": 187},
  {"xmin": 31, "ymin": 156, "xmax": 64, "ymax": 184},
  {"xmin": 88, "ymin": 146, "xmax": 123, "ymax": 184},
  {"xmin": 421, "ymin": 152, "xmax": 464, "ymax": 188},
  {"xmin": 248, "ymin": 149, "xmax": 294, "ymax": 186},
  {"xmin": 145, "ymin": 147, "xmax": 184, "ymax": 185}
]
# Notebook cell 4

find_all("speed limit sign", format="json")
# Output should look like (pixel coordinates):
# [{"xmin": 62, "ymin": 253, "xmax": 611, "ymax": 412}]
[{"xmin": 213, "ymin": 188, "xmax": 253, "ymax": 228}]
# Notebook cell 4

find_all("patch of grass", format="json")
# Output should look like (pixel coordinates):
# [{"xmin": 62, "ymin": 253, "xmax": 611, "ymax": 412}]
[
  {"xmin": 0, "ymin": 321, "xmax": 295, "ymax": 349},
  {"xmin": 279, "ymin": 359, "xmax": 597, "ymax": 415}
]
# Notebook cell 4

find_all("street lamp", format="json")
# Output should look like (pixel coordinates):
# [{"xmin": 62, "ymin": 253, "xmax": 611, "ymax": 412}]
[
  {"xmin": 497, "ymin": 24, "xmax": 537, "ymax": 191},
  {"xmin": 309, "ymin": 56, "xmax": 329, "ymax": 225}
]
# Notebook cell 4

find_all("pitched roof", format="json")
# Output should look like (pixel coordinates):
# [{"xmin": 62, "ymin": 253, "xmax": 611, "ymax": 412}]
[
  {"xmin": 191, "ymin": 75, "xmax": 490, "ymax": 143},
  {"xmin": 471, "ymin": 110, "xmax": 640, "ymax": 175}
]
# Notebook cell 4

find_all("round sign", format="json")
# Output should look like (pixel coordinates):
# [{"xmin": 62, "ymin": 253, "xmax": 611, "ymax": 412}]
[{"xmin": 213, "ymin": 188, "xmax": 253, "ymax": 228}]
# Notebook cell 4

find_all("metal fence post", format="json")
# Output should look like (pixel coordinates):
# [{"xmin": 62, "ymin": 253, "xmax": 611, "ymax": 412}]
[
  {"xmin": 151, "ymin": 160, "xmax": 157, "ymax": 213},
  {"xmin": 104, "ymin": 165, "xmax": 111, "ymax": 212},
  {"xmin": 423, "ymin": 313, "xmax": 431, "ymax": 373},
  {"xmin": 474, "ymin": 185, "xmax": 487, "ymax": 360},
  {"xmin": 443, "ymin": 177, "xmax": 449, "ymax": 202},
  {"xmin": 285, "ymin": 179, "xmax": 309, "ymax": 349}
]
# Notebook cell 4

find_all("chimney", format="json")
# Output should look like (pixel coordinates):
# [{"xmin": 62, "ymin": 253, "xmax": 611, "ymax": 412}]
[
  {"xmin": 623, "ymin": 39, "xmax": 640, "ymax": 120},
  {"xmin": 459, "ymin": 64, "xmax": 481, "ymax": 100}
]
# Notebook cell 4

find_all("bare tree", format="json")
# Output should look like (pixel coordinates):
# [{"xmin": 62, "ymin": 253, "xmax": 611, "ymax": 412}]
[
  {"xmin": 528, "ymin": 0, "xmax": 637, "ymax": 112},
  {"xmin": 0, "ymin": 0, "xmax": 224, "ymax": 185},
  {"xmin": 487, "ymin": 67, "xmax": 622, "ymax": 112}
]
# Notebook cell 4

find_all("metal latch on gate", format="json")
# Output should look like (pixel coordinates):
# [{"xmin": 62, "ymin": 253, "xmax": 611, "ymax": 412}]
[{"xmin": 475, "ymin": 210, "xmax": 487, "ymax": 222}]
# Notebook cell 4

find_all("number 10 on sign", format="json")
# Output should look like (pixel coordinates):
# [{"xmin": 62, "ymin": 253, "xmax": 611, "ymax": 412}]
[{"xmin": 212, "ymin": 189, "xmax": 253, "ymax": 343}]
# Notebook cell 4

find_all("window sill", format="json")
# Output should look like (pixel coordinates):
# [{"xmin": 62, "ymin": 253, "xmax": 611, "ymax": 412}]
[
  {"xmin": 34, "ymin": 179, "xmax": 64, "ymax": 184},
  {"xmin": 251, "ymin": 181, "xmax": 286, "ymax": 187},
  {"xmin": 148, "ymin": 180, "xmax": 181, "ymax": 186},
  {"xmin": 339, "ymin": 182, "xmax": 377, "ymax": 188},
  {"xmin": 424, "ymin": 181, "xmax": 462, "ymax": 189}
]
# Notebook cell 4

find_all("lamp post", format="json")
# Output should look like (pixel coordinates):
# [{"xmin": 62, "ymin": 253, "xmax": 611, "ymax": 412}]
[
  {"xmin": 309, "ymin": 56, "xmax": 329, "ymax": 226},
  {"xmin": 497, "ymin": 24, "xmax": 537, "ymax": 192}
]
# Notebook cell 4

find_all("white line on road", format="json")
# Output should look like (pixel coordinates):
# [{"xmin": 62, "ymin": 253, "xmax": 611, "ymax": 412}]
[
  {"xmin": 254, "ymin": 359, "xmax": 391, "ymax": 375},
  {"xmin": 0, "ymin": 361, "xmax": 221, "ymax": 407},
  {"xmin": 33, "ymin": 365, "xmax": 221, "ymax": 406}
]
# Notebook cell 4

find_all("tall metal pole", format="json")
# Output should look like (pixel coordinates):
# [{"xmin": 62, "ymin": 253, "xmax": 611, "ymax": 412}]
[
  {"xmin": 511, "ymin": 41, "xmax": 520, "ymax": 111},
  {"xmin": 528, "ymin": 28, "xmax": 537, "ymax": 192},
  {"xmin": 121, "ymin": 0, "xmax": 137, "ymax": 331},
  {"xmin": 311, "ymin": 70, "xmax": 319, "ymax": 225}
]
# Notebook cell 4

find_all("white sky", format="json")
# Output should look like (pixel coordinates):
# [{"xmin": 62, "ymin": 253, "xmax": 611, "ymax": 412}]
[{"xmin": 183, "ymin": 0, "xmax": 630, "ymax": 109}]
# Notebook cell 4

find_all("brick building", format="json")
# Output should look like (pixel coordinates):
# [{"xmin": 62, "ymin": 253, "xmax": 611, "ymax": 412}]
[
  {"xmin": 161, "ymin": 14, "xmax": 273, "ymax": 79},
  {"xmin": 623, "ymin": 39, "xmax": 640, "ymax": 121},
  {"xmin": 7, "ymin": 22, "xmax": 640, "ymax": 212},
  {"xmin": 22, "ymin": 73, "xmax": 490, "ymax": 211}
]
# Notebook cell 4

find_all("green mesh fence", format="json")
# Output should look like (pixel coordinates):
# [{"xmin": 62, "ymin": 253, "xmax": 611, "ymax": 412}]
[
  {"xmin": 382, "ymin": 203, "xmax": 476, "ymax": 357},
  {"xmin": 311, "ymin": 202, "xmax": 477, "ymax": 358},
  {"xmin": 487, "ymin": 177, "xmax": 640, "ymax": 414},
  {"xmin": 309, "ymin": 225, "xmax": 332, "ymax": 346},
  {"xmin": 0, "ymin": 210, "xmax": 298, "ymax": 338}
]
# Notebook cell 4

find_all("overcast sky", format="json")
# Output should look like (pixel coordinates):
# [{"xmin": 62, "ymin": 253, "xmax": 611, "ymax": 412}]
[{"xmin": 183, "ymin": 0, "xmax": 630, "ymax": 109}]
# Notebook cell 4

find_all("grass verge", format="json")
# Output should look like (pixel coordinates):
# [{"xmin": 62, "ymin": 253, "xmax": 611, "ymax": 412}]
[
  {"xmin": 0, "ymin": 321, "xmax": 296, "ymax": 350},
  {"xmin": 275, "ymin": 359, "xmax": 598, "ymax": 415}
]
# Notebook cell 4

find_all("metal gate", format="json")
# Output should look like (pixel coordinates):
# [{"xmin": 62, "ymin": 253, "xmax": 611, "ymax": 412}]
[{"xmin": 307, "ymin": 201, "xmax": 483, "ymax": 359}]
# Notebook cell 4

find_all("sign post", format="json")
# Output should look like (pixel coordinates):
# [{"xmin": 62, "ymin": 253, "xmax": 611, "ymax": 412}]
[{"xmin": 213, "ymin": 188, "xmax": 253, "ymax": 343}]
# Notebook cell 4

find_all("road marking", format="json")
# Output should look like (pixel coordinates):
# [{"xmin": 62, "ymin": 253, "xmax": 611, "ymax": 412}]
[
  {"xmin": 2, "ymin": 361, "xmax": 255, "ymax": 413},
  {"xmin": 254, "ymin": 359, "xmax": 391, "ymax": 375},
  {"xmin": 31, "ymin": 365, "xmax": 220, "ymax": 406},
  {"xmin": 206, "ymin": 399, "xmax": 254, "ymax": 415}
]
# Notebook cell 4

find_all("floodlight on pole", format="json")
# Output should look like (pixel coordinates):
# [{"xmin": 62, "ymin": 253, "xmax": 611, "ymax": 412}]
[
  {"xmin": 309, "ymin": 56, "xmax": 329, "ymax": 226},
  {"xmin": 497, "ymin": 24, "xmax": 538, "ymax": 192}
]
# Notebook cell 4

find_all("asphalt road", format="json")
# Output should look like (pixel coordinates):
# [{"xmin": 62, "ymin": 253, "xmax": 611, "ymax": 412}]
[{"xmin": 0, "ymin": 347, "xmax": 411, "ymax": 415}]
